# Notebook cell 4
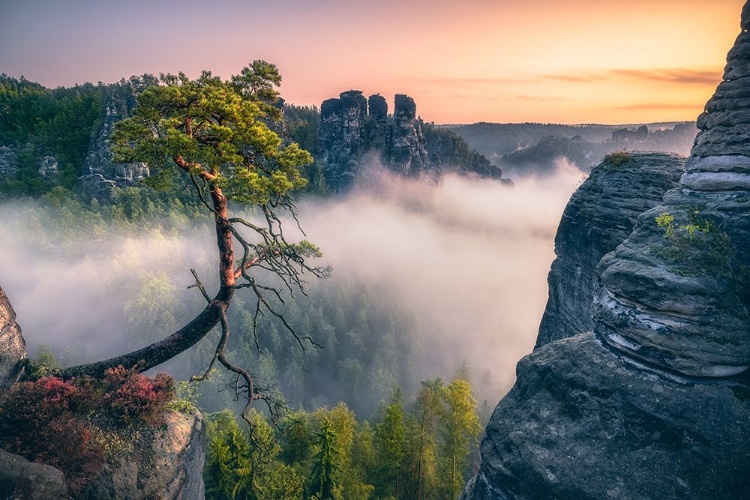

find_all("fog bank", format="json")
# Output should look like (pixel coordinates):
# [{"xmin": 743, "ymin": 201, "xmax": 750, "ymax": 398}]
[{"xmin": 0, "ymin": 161, "xmax": 582, "ymax": 401}]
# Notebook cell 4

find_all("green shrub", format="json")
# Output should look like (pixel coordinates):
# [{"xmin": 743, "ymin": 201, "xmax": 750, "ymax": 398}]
[{"xmin": 603, "ymin": 150, "xmax": 632, "ymax": 167}]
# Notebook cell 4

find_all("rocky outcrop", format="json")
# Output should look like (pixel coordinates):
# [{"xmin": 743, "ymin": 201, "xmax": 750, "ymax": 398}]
[
  {"xmin": 81, "ymin": 411, "xmax": 206, "ymax": 500},
  {"xmin": 464, "ymin": 4, "xmax": 750, "ymax": 498},
  {"xmin": 0, "ymin": 286, "xmax": 204, "ymax": 498},
  {"xmin": 38, "ymin": 156, "xmax": 59, "ymax": 178},
  {"xmin": 80, "ymin": 88, "xmax": 149, "ymax": 200},
  {"xmin": 0, "ymin": 146, "xmax": 18, "ymax": 178},
  {"xmin": 0, "ymin": 410, "xmax": 205, "ymax": 500},
  {"xmin": 464, "ymin": 334, "xmax": 750, "ymax": 500},
  {"xmin": 0, "ymin": 448, "xmax": 69, "ymax": 499},
  {"xmin": 535, "ymin": 153, "xmax": 683, "ymax": 348},
  {"xmin": 319, "ymin": 91, "xmax": 506, "ymax": 191},
  {"xmin": 390, "ymin": 94, "xmax": 431, "ymax": 179},
  {"xmin": 592, "ymin": 13, "xmax": 750, "ymax": 376},
  {"xmin": 0, "ymin": 286, "xmax": 26, "ymax": 390}
]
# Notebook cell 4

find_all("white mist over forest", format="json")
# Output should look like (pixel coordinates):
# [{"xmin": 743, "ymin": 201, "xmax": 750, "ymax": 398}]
[{"xmin": 0, "ymin": 161, "xmax": 582, "ymax": 410}]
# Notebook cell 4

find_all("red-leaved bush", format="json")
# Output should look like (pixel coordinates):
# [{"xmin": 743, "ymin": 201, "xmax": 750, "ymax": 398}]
[
  {"xmin": 0, "ymin": 367, "xmax": 176, "ymax": 496},
  {"xmin": 101, "ymin": 366, "xmax": 175, "ymax": 426}
]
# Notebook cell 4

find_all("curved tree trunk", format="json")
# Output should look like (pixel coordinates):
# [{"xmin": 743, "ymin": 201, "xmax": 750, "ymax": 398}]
[{"xmin": 58, "ymin": 184, "xmax": 235, "ymax": 379}]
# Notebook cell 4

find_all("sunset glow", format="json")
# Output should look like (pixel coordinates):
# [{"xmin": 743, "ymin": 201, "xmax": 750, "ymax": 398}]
[{"xmin": 0, "ymin": 0, "xmax": 743, "ymax": 124}]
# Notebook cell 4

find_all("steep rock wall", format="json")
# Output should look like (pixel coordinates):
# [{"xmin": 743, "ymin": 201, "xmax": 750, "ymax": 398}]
[
  {"xmin": 536, "ymin": 153, "xmax": 683, "ymax": 348},
  {"xmin": 319, "ymin": 91, "xmax": 507, "ymax": 192}
]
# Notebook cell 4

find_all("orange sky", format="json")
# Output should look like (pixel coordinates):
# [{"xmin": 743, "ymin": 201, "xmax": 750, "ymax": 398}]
[{"xmin": 0, "ymin": 0, "xmax": 744, "ymax": 124}]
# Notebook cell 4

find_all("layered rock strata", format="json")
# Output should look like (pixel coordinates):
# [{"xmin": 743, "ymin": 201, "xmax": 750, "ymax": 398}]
[
  {"xmin": 593, "ymin": 9, "xmax": 750, "ymax": 376},
  {"xmin": 536, "ymin": 153, "xmax": 683, "ymax": 348},
  {"xmin": 464, "ymin": 333, "xmax": 750, "ymax": 499},
  {"xmin": 463, "ymin": 4, "xmax": 750, "ymax": 498}
]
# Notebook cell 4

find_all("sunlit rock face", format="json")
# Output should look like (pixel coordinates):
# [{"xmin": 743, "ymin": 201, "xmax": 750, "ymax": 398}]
[
  {"xmin": 463, "ymin": 3, "xmax": 750, "ymax": 498},
  {"xmin": 536, "ymin": 153, "xmax": 683, "ymax": 349},
  {"xmin": 0, "ymin": 286, "xmax": 26, "ymax": 390}
]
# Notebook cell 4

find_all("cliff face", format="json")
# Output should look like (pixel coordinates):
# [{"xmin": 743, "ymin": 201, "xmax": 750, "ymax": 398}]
[
  {"xmin": 81, "ymin": 411, "xmax": 206, "ymax": 500},
  {"xmin": 0, "ymin": 286, "xmax": 26, "ymax": 391},
  {"xmin": 319, "ymin": 91, "xmax": 506, "ymax": 192},
  {"xmin": 80, "ymin": 86, "xmax": 149, "ymax": 200},
  {"xmin": 535, "ymin": 153, "xmax": 683, "ymax": 348},
  {"xmin": 464, "ymin": 4, "xmax": 750, "ymax": 498}
]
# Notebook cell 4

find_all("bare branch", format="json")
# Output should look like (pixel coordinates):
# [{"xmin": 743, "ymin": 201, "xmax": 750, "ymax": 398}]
[{"xmin": 188, "ymin": 268, "xmax": 211, "ymax": 303}]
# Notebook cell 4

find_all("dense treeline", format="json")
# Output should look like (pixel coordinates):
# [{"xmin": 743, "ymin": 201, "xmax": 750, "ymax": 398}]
[
  {"xmin": 0, "ymin": 75, "xmax": 108, "ymax": 193},
  {"xmin": 203, "ymin": 375, "xmax": 482, "ymax": 500}
]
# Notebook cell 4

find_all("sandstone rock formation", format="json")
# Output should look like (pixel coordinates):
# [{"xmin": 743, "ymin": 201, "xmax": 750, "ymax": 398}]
[
  {"xmin": 593, "ymin": 17, "xmax": 750, "ymax": 376},
  {"xmin": 37, "ymin": 156, "xmax": 59, "ymax": 179},
  {"xmin": 80, "ymin": 88, "xmax": 149, "ymax": 200},
  {"xmin": 0, "ymin": 286, "xmax": 205, "ymax": 499},
  {"xmin": 0, "ymin": 146, "xmax": 18, "ymax": 178},
  {"xmin": 463, "ymin": 4, "xmax": 750, "ymax": 498},
  {"xmin": 81, "ymin": 411, "xmax": 206, "ymax": 500},
  {"xmin": 0, "ymin": 448, "xmax": 69, "ymax": 499},
  {"xmin": 0, "ymin": 286, "xmax": 26, "ymax": 390},
  {"xmin": 465, "ymin": 333, "xmax": 750, "ymax": 499},
  {"xmin": 319, "ymin": 91, "xmax": 506, "ymax": 191},
  {"xmin": 535, "ymin": 153, "xmax": 683, "ymax": 348}
]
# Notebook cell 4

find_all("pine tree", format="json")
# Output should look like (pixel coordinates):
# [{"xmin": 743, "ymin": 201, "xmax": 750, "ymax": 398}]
[
  {"xmin": 374, "ymin": 389, "xmax": 406, "ymax": 498},
  {"xmin": 437, "ymin": 379, "xmax": 482, "ymax": 500},
  {"xmin": 310, "ymin": 419, "xmax": 342, "ymax": 500},
  {"xmin": 204, "ymin": 410, "xmax": 251, "ymax": 500},
  {"xmin": 407, "ymin": 378, "xmax": 443, "ymax": 500}
]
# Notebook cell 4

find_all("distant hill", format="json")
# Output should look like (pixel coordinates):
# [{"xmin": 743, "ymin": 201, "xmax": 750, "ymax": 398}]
[{"xmin": 446, "ymin": 122, "xmax": 697, "ymax": 177}]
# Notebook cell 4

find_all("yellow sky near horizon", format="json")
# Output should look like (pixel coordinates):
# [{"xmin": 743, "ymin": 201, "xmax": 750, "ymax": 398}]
[{"xmin": 0, "ymin": 0, "xmax": 744, "ymax": 124}]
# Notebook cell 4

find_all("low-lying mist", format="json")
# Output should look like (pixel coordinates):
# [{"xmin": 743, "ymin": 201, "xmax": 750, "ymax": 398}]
[{"xmin": 0, "ymin": 160, "xmax": 582, "ymax": 411}]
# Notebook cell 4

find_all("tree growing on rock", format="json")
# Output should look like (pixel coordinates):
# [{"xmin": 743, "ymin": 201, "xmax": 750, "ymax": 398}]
[{"xmin": 50, "ymin": 61, "xmax": 329, "ymax": 421}]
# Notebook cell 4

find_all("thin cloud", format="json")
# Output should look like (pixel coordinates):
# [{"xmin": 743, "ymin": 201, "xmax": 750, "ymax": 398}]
[
  {"xmin": 610, "ymin": 68, "xmax": 722, "ymax": 85},
  {"xmin": 543, "ymin": 72, "xmax": 606, "ymax": 83},
  {"xmin": 543, "ymin": 67, "xmax": 722, "ymax": 85},
  {"xmin": 402, "ymin": 76, "xmax": 536, "ymax": 89},
  {"xmin": 613, "ymin": 102, "xmax": 702, "ymax": 111}
]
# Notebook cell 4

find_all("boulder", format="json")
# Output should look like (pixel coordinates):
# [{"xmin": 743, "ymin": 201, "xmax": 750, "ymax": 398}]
[{"xmin": 0, "ymin": 448, "xmax": 69, "ymax": 500}]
